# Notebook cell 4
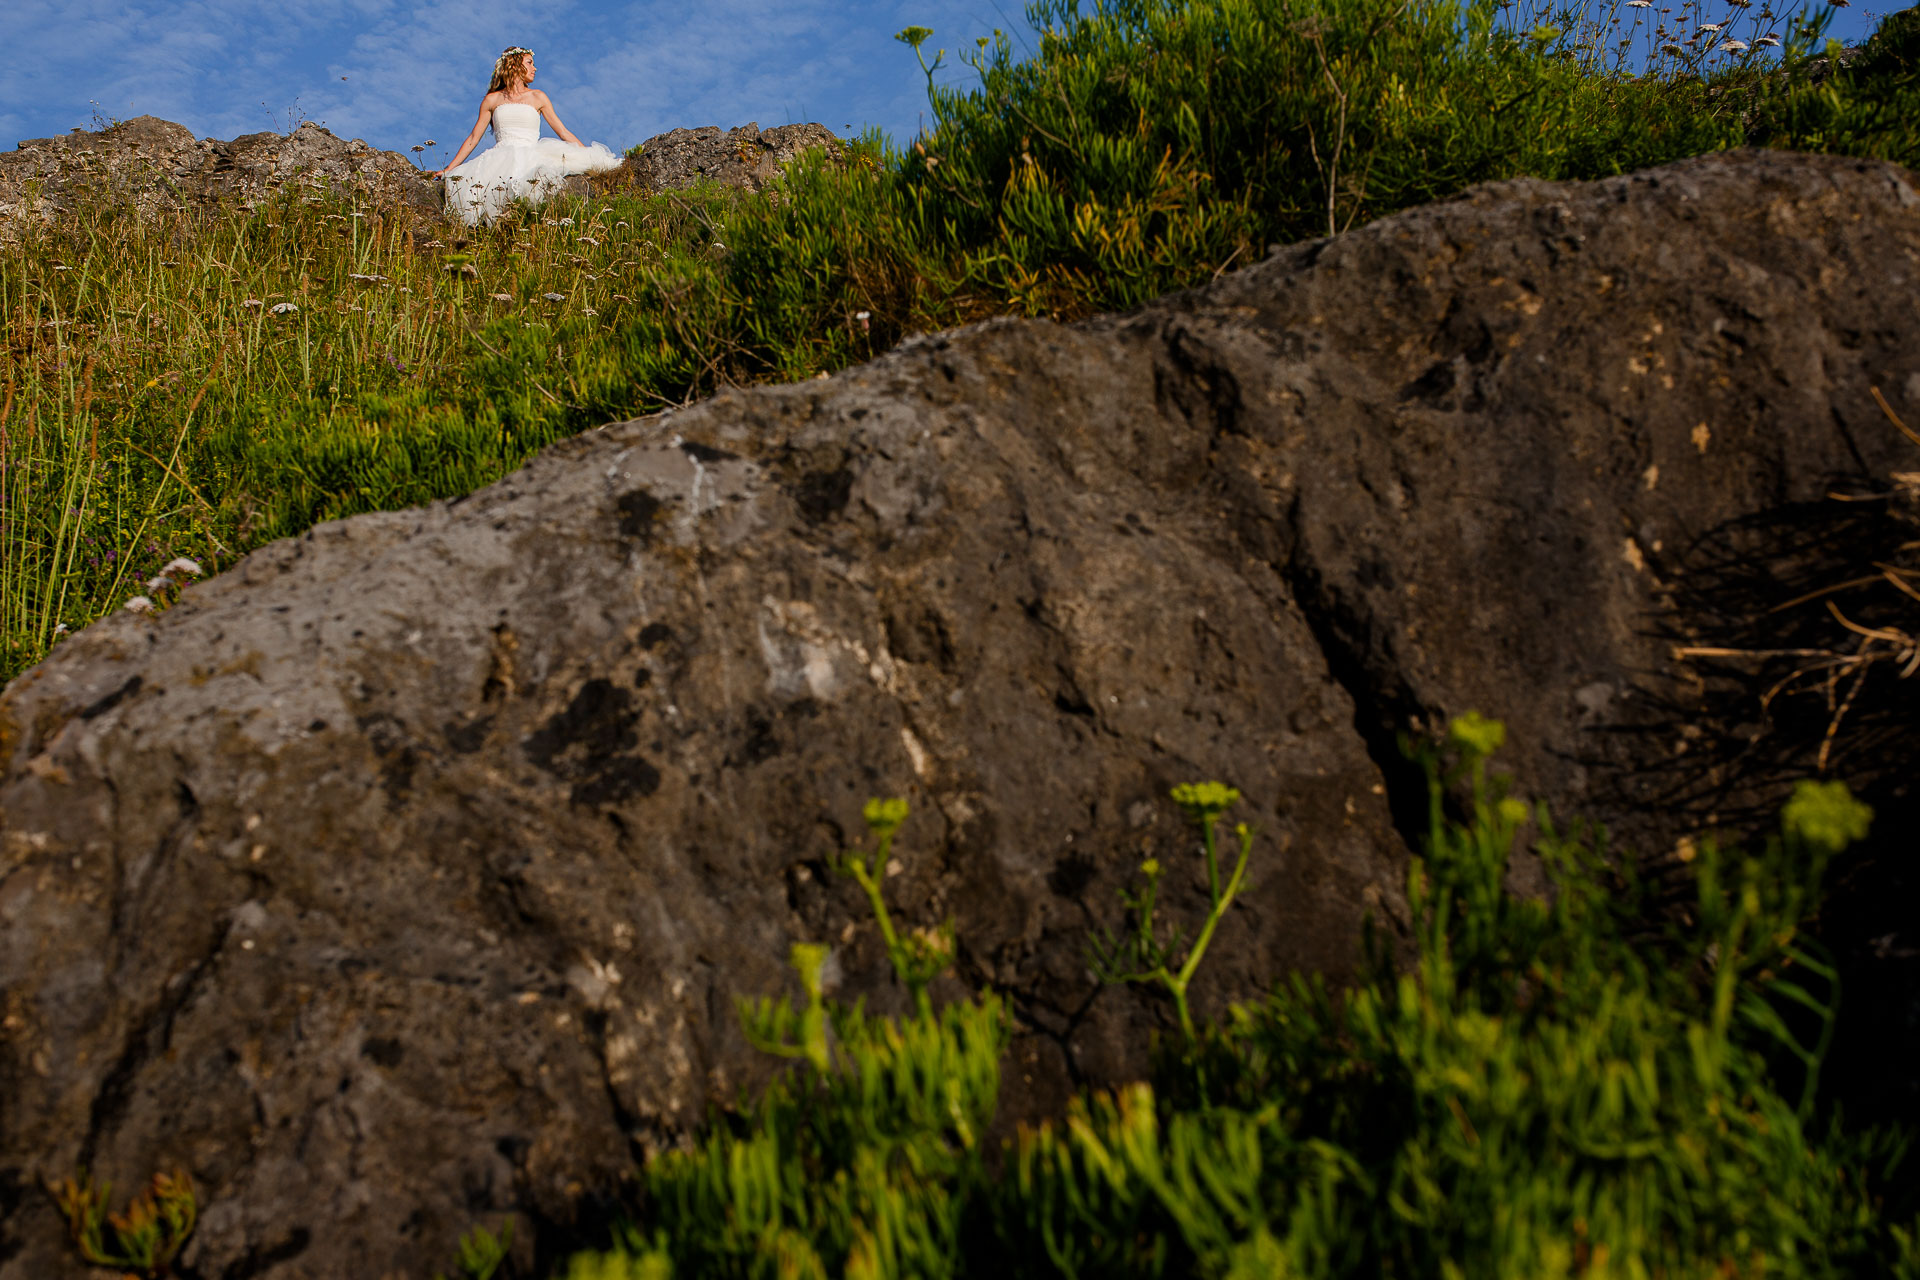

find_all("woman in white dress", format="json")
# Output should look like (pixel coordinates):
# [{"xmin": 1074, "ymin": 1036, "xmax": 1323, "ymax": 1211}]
[{"xmin": 434, "ymin": 46, "xmax": 623, "ymax": 225}]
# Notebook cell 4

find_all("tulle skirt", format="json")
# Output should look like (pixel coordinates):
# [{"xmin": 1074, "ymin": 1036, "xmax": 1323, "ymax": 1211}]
[{"xmin": 444, "ymin": 138, "xmax": 623, "ymax": 225}]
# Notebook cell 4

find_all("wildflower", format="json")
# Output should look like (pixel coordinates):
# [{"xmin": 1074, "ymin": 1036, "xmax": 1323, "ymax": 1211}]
[
  {"xmin": 123, "ymin": 596, "xmax": 156, "ymax": 614},
  {"xmin": 52, "ymin": 264, "xmax": 70, "ymax": 271},
  {"xmin": 269, "ymin": 302, "xmax": 299, "ymax": 315},
  {"xmin": 582, "ymin": 307, "xmax": 598, "ymax": 316},
  {"xmin": 542, "ymin": 292, "xmax": 565, "ymax": 302},
  {"xmin": 146, "ymin": 574, "xmax": 174, "ymax": 592},
  {"xmin": 855, "ymin": 310, "xmax": 871, "ymax": 332},
  {"xmin": 242, "ymin": 298, "xmax": 262, "ymax": 308},
  {"xmin": 1756, "ymin": 33, "xmax": 1781, "ymax": 45},
  {"xmin": 559, "ymin": 217, "xmax": 574, "ymax": 226},
  {"xmin": 1698, "ymin": 21, "xmax": 1724, "ymax": 30},
  {"xmin": 1782, "ymin": 779, "xmax": 1872, "ymax": 854},
  {"xmin": 53, "ymin": 622, "xmax": 69, "ymax": 636},
  {"xmin": 1627, "ymin": 2, "xmax": 1651, "ymax": 7},
  {"xmin": 424, "ymin": 139, "xmax": 437, "ymax": 147},
  {"xmin": 348, "ymin": 273, "xmax": 385, "ymax": 282},
  {"xmin": 162, "ymin": 557, "xmax": 203, "ymax": 577},
  {"xmin": 576, "ymin": 236, "xmax": 600, "ymax": 246},
  {"xmin": 615, "ymin": 221, "xmax": 630, "ymax": 229},
  {"xmin": 1448, "ymin": 712, "xmax": 1506, "ymax": 758},
  {"xmin": 1719, "ymin": 38, "xmax": 1748, "ymax": 50},
  {"xmin": 1662, "ymin": 40, "xmax": 1686, "ymax": 51},
  {"xmin": 490, "ymin": 292, "xmax": 513, "ymax": 301},
  {"xmin": 1171, "ymin": 782, "xmax": 1241, "ymax": 827}
]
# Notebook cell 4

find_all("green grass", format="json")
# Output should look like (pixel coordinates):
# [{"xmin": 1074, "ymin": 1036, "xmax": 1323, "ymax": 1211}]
[{"xmin": 3, "ymin": 0, "xmax": 1917, "ymax": 682}]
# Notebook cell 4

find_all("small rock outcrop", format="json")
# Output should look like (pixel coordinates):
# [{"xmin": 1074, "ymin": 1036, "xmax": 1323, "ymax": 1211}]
[
  {"xmin": 0, "ymin": 116, "xmax": 440, "ymax": 234},
  {"xmin": 583, "ymin": 121, "xmax": 843, "ymax": 197},
  {"xmin": 0, "ymin": 149, "xmax": 1916, "ymax": 1278}
]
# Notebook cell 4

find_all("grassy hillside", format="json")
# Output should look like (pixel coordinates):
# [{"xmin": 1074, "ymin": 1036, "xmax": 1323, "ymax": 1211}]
[{"xmin": 3, "ymin": 0, "xmax": 1916, "ymax": 683}]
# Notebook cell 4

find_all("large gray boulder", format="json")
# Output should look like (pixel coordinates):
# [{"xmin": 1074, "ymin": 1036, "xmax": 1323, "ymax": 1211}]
[{"xmin": 1, "ymin": 148, "xmax": 1916, "ymax": 1278}]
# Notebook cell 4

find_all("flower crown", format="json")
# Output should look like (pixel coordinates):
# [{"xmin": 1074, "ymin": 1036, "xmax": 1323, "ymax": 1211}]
[{"xmin": 495, "ymin": 47, "xmax": 534, "ymax": 68}]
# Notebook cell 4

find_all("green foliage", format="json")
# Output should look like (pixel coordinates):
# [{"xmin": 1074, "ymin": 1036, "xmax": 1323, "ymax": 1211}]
[
  {"xmin": 52, "ymin": 1168, "xmax": 197, "ymax": 1277},
  {"xmin": 556, "ymin": 725, "xmax": 1915, "ymax": 1278},
  {"xmin": 1089, "ymin": 781, "xmax": 1254, "ymax": 1045},
  {"xmin": 566, "ymin": 798, "xmax": 1010, "ymax": 1280},
  {"xmin": 1748, "ymin": 4, "xmax": 1920, "ymax": 164},
  {"xmin": 437, "ymin": 1218, "xmax": 515, "ymax": 1280}
]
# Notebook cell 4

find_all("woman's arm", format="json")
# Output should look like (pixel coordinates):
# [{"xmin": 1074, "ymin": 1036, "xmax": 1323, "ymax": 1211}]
[
  {"xmin": 435, "ymin": 97, "xmax": 497, "ymax": 175},
  {"xmin": 535, "ymin": 94, "xmax": 585, "ymax": 147}
]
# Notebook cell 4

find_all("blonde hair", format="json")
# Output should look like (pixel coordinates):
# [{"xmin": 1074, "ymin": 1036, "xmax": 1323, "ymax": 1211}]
[{"xmin": 488, "ymin": 47, "xmax": 534, "ymax": 93}]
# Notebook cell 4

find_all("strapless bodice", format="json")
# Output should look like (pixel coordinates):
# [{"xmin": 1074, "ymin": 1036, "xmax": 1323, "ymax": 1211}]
[{"xmin": 492, "ymin": 102, "xmax": 541, "ymax": 146}]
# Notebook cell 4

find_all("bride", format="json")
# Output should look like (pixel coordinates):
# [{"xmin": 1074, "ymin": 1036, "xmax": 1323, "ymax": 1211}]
[{"xmin": 434, "ymin": 46, "xmax": 623, "ymax": 225}]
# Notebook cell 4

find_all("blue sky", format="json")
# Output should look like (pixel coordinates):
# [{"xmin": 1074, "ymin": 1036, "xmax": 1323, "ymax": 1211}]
[
  {"xmin": 0, "ymin": 0, "xmax": 1042, "ymax": 162},
  {"xmin": 0, "ymin": 1, "xmax": 1890, "ymax": 161}
]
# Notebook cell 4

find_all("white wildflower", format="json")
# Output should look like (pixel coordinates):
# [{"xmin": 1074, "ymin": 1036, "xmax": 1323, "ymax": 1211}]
[
  {"xmin": 163, "ymin": 557, "xmax": 204, "ymax": 578},
  {"xmin": 242, "ymin": 298, "xmax": 262, "ymax": 308},
  {"xmin": 1756, "ymin": 33, "xmax": 1780, "ymax": 45},
  {"xmin": 576, "ymin": 236, "xmax": 600, "ymax": 246},
  {"xmin": 123, "ymin": 596, "xmax": 156, "ymax": 614},
  {"xmin": 53, "ymin": 623, "xmax": 69, "ymax": 637},
  {"xmin": 52, "ymin": 264, "xmax": 70, "ymax": 272},
  {"xmin": 582, "ymin": 307, "xmax": 598, "ymax": 316},
  {"xmin": 559, "ymin": 217, "xmax": 574, "ymax": 226},
  {"xmin": 270, "ymin": 302, "xmax": 299, "ymax": 315},
  {"xmin": 543, "ymin": 292, "xmax": 565, "ymax": 302},
  {"xmin": 491, "ymin": 292, "xmax": 513, "ymax": 301},
  {"xmin": 1627, "ymin": 2, "xmax": 1651, "ymax": 8},
  {"xmin": 1719, "ymin": 38, "xmax": 1747, "ymax": 50},
  {"xmin": 1698, "ymin": 22, "xmax": 1724, "ymax": 31},
  {"xmin": 146, "ymin": 574, "xmax": 174, "ymax": 592}
]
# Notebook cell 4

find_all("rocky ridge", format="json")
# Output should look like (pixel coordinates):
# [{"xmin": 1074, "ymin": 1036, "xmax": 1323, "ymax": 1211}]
[
  {"xmin": 0, "ymin": 115, "xmax": 844, "ymax": 240},
  {"xmin": 0, "ymin": 149, "xmax": 1915, "ymax": 1278},
  {"xmin": 0, "ymin": 116, "xmax": 439, "ymax": 235}
]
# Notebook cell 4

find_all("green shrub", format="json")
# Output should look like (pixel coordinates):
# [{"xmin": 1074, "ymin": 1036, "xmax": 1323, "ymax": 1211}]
[{"xmin": 555, "ymin": 721, "xmax": 1915, "ymax": 1278}]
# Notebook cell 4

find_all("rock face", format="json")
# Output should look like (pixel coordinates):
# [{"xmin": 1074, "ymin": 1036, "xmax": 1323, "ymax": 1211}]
[
  {"xmin": 1, "ymin": 149, "xmax": 1917, "ymax": 1278},
  {"xmin": 581, "ymin": 121, "xmax": 843, "ymax": 197},
  {"xmin": 0, "ymin": 116, "xmax": 440, "ymax": 236}
]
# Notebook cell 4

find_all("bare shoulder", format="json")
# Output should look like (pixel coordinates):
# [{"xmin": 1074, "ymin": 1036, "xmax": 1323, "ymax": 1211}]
[
  {"xmin": 530, "ymin": 90, "xmax": 555, "ymax": 107},
  {"xmin": 480, "ymin": 90, "xmax": 508, "ymax": 110}
]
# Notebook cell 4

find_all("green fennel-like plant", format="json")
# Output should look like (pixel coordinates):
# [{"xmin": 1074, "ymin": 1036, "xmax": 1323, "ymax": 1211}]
[
  {"xmin": 1087, "ymin": 781, "xmax": 1253, "ymax": 1045},
  {"xmin": 52, "ymin": 1168, "xmax": 197, "ymax": 1278}
]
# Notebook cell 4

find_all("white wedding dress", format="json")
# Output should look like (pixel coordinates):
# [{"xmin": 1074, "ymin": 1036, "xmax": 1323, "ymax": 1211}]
[{"xmin": 444, "ymin": 102, "xmax": 622, "ymax": 225}]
